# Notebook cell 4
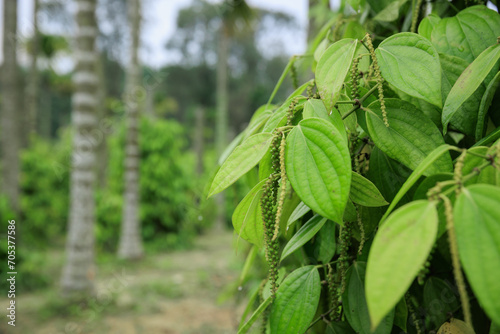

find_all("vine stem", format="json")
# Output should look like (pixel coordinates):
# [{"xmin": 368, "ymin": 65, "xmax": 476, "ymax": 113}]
[
  {"xmin": 410, "ymin": 0, "xmax": 424, "ymax": 33},
  {"xmin": 440, "ymin": 194, "xmax": 472, "ymax": 327},
  {"xmin": 306, "ymin": 306, "xmax": 336, "ymax": 331},
  {"xmin": 341, "ymin": 82, "xmax": 380, "ymax": 120}
]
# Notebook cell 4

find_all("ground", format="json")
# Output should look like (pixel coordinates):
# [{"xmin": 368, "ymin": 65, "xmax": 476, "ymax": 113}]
[{"xmin": 0, "ymin": 231, "xmax": 251, "ymax": 334}]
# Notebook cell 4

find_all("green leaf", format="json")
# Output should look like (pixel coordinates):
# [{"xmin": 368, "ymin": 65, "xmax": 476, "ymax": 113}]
[
  {"xmin": 442, "ymin": 44, "xmax": 500, "ymax": 134},
  {"xmin": 343, "ymin": 199, "xmax": 358, "ymax": 222},
  {"xmin": 366, "ymin": 200, "xmax": 438, "ymax": 329},
  {"xmin": 280, "ymin": 215, "xmax": 327, "ymax": 262},
  {"xmin": 347, "ymin": 0, "xmax": 365, "ymax": 12},
  {"xmin": 270, "ymin": 266, "xmax": 321, "ymax": 334},
  {"xmin": 418, "ymin": 14, "xmax": 441, "ymax": 41},
  {"xmin": 431, "ymin": 5, "xmax": 500, "ymax": 63},
  {"xmin": 263, "ymin": 97, "xmax": 306, "ymax": 133},
  {"xmin": 343, "ymin": 262, "xmax": 395, "ymax": 334},
  {"xmin": 373, "ymin": 0, "xmax": 409, "ymax": 22},
  {"xmin": 316, "ymin": 39, "xmax": 358, "ymax": 111},
  {"xmin": 350, "ymin": 171, "xmax": 389, "ymax": 207},
  {"xmin": 462, "ymin": 147, "xmax": 500, "ymax": 186},
  {"xmin": 314, "ymin": 219, "xmax": 336, "ymax": 264},
  {"xmin": 343, "ymin": 21, "xmax": 366, "ymax": 40},
  {"xmin": 286, "ymin": 118, "xmax": 351, "ymax": 223},
  {"xmin": 366, "ymin": 146, "xmax": 413, "ymax": 204},
  {"xmin": 376, "ymin": 32, "xmax": 442, "ymax": 107},
  {"xmin": 423, "ymin": 277, "xmax": 460, "ymax": 328},
  {"xmin": 238, "ymin": 296, "xmax": 272, "ymax": 334},
  {"xmin": 380, "ymin": 144, "xmax": 454, "ymax": 222},
  {"xmin": 440, "ymin": 53, "xmax": 485, "ymax": 136},
  {"xmin": 238, "ymin": 286, "xmax": 260, "ymax": 331},
  {"xmin": 277, "ymin": 184, "xmax": 302, "ymax": 233},
  {"xmin": 232, "ymin": 179, "xmax": 267, "ymax": 247},
  {"xmin": 303, "ymin": 99, "xmax": 347, "ymax": 142},
  {"xmin": 477, "ymin": 71, "xmax": 500, "ymax": 141},
  {"xmin": 365, "ymin": 99, "xmax": 452, "ymax": 176},
  {"xmin": 366, "ymin": 0, "xmax": 392, "ymax": 13},
  {"xmin": 454, "ymin": 184, "xmax": 500, "ymax": 324},
  {"xmin": 287, "ymin": 201, "xmax": 311, "ymax": 228},
  {"xmin": 209, "ymin": 133, "xmax": 273, "ymax": 197},
  {"xmin": 394, "ymin": 298, "xmax": 408, "ymax": 332}
]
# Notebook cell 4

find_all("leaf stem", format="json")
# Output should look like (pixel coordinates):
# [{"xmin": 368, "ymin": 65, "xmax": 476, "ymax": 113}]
[
  {"xmin": 341, "ymin": 82, "xmax": 380, "ymax": 120},
  {"xmin": 306, "ymin": 306, "xmax": 336, "ymax": 331}
]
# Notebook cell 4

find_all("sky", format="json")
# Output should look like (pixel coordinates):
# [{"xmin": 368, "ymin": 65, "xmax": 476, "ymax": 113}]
[{"xmin": 0, "ymin": 0, "xmax": 332, "ymax": 68}]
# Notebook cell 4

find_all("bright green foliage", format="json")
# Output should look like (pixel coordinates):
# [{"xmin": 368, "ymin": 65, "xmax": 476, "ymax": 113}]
[
  {"xmin": 454, "ymin": 185, "xmax": 500, "ymax": 323},
  {"xmin": 269, "ymin": 266, "xmax": 320, "ymax": 333},
  {"xmin": 209, "ymin": 132, "xmax": 273, "ymax": 197},
  {"xmin": 442, "ymin": 44, "xmax": 500, "ymax": 134},
  {"xmin": 431, "ymin": 5, "xmax": 500, "ymax": 63},
  {"xmin": 376, "ymin": 33, "xmax": 442, "ymax": 107},
  {"xmin": 286, "ymin": 118, "xmax": 351, "ymax": 223},
  {"xmin": 215, "ymin": 3, "xmax": 500, "ymax": 332},
  {"xmin": 366, "ymin": 200, "xmax": 438, "ymax": 329},
  {"xmin": 350, "ymin": 171, "xmax": 388, "ymax": 207},
  {"xmin": 280, "ymin": 215, "xmax": 327, "ymax": 262},
  {"xmin": 365, "ymin": 99, "xmax": 452, "ymax": 175},
  {"xmin": 232, "ymin": 179, "xmax": 267, "ymax": 247},
  {"xmin": 316, "ymin": 39, "xmax": 357, "ymax": 111}
]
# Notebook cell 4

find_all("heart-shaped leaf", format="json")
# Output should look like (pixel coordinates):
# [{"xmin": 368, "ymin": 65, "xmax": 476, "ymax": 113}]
[
  {"xmin": 440, "ymin": 53, "xmax": 485, "ymax": 136},
  {"xmin": 376, "ymin": 32, "xmax": 442, "ymax": 107},
  {"xmin": 209, "ymin": 132, "xmax": 273, "ymax": 197},
  {"xmin": 344, "ymin": 262, "xmax": 395, "ymax": 334},
  {"xmin": 365, "ymin": 99, "xmax": 452, "ymax": 176},
  {"xmin": 281, "ymin": 215, "xmax": 328, "ymax": 262},
  {"xmin": 366, "ymin": 200, "xmax": 438, "ymax": 329},
  {"xmin": 350, "ymin": 171, "xmax": 389, "ymax": 207},
  {"xmin": 418, "ymin": 14, "xmax": 441, "ymax": 41},
  {"xmin": 316, "ymin": 39, "xmax": 358, "ymax": 111},
  {"xmin": 303, "ymin": 99, "xmax": 347, "ymax": 142},
  {"xmin": 441, "ymin": 44, "xmax": 500, "ymax": 134},
  {"xmin": 286, "ymin": 118, "xmax": 351, "ymax": 223},
  {"xmin": 431, "ymin": 5, "xmax": 500, "ymax": 63},
  {"xmin": 232, "ymin": 179, "xmax": 267, "ymax": 247},
  {"xmin": 270, "ymin": 266, "xmax": 321, "ymax": 333},
  {"xmin": 454, "ymin": 184, "xmax": 500, "ymax": 324}
]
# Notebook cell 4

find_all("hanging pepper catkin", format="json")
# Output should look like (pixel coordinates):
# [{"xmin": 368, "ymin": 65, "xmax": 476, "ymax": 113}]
[
  {"xmin": 364, "ymin": 33, "xmax": 388, "ymax": 127},
  {"xmin": 260, "ymin": 132, "xmax": 282, "ymax": 298}
]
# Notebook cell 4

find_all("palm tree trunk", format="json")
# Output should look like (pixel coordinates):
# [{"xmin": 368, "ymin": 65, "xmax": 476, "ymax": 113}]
[
  {"xmin": 214, "ymin": 25, "xmax": 229, "ymax": 231},
  {"xmin": 95, "ymin": 52, "xmax": 109, "ymax": 187},
  {"xmin": 117, "ymin": 0, "xmax": 143, "ymax": 259},
  {"xmin": 61, "ymin": 0, "xmax": 99, "ymax": 295},
  {"xmin": 1, "ymin": 0, "xmax": 21, "ymax": 212},
  {"xmin": 28, "ymin": 0, "xmax": 40, "ymax": 137}
]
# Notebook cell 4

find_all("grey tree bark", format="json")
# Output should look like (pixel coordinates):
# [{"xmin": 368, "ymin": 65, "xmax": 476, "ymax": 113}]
[
  {"xmin": 1, "ymin": 0, "xmax": 21, "ymax": 212},
  {"xmin": 61, "ymin": 0, "xmax": 99, "ymax": 295},
  {"xmin": 27, "ymin": 0, "xmax": 40, "ymax": 137},
  {"xmin": 214, "ymin": 25, "xmax": 229, "ymax": 231},
  {"xmin": 95, "ymin": 53, "xmax": 109, "ymax": 187},
  {"xmin": 117, "ymin": 0, "xmax": 143, "ymax": 259}
]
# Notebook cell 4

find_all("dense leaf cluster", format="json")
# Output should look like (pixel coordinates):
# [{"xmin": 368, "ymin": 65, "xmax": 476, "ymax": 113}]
[{"xmin": 210, "ymin": 2, "xmax": 500, "ymax": 333}]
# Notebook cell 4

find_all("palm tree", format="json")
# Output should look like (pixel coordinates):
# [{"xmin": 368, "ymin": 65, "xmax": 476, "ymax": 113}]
[
  {"xmin": 0, "ymin": 0, "xmax": 21, "ymax": 212},
  {"xmin": 61, "ymin": 0, "xmax": 99, "ymax": 295},
  {"xmin": 117, "ymin": 0, "xmax": 144, "ymax": 259},
  {"xmin": 27, "ymin": 0, "xmax": 40, "ymax": 137}
]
